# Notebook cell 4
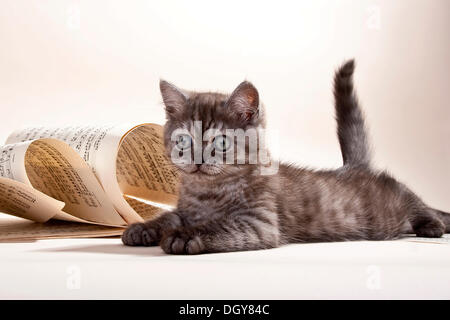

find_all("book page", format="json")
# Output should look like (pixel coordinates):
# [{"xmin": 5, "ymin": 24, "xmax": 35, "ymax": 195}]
[
  {"xmin": 124, "ymin": 196, "xmax": 165, "ymax": 220},
  {"xmin": 0, "ymin": 177, "xmax": 65, "ymax": 223},
  {"xmin": 6, "ymin": 124, "xmax": 145, "ymax": 224},
  {"xmin": 117, "ymin": 124, "xmax": 179, "ymax": 206},
  {"xmin": 0, "ymin": 196, "xmax": 162, "ymax": 242},
  {"xmin": 5, "ymin": 123, "xmax": 179, "ymax": 225},
  {"xmin": 0, "ymin": 141, "xmax": 36, "ymax": 184},
  {"xmin": 402, "ymin": 234, "xmax": 450, "ymax": 245},
  {"xmin": 0, "ymin": 136, "xmax": 127, "ymax": 226},
  {"xmin": 0, "ymin": 145, "xmax": 14, "ymax": 178},
  {"xmin": 23, "ymin": 139, "xmax": 126, "ymax": 226},
  {"xmin": 0, "ymin": 123, "xmax": 180, "ymax": 240},
  {"xmin": 6, "ymin": 125, "xmax": 117, "ymax": 173},
  {"xmin": 0, "ymin": 215, "xmax": 123, "ymax": 242}
]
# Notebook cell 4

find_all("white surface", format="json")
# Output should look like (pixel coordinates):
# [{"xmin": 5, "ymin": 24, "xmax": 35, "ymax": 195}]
[{"xmin": 1, "ymin": 236, "xmax": 449, "ymax": 299}]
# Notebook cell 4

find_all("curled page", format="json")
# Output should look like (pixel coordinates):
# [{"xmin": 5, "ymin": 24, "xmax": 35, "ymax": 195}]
[
  {"xmin": 24, "ymin": 139, "xmax": 127, "ymax": 226},
  {"xmin": 124, "ymin": 196, "xmax": 165, "ymax": 221},
  {"xmin": 5, "ymin": 123, "xmax": 179, "ymax": 225},
  {"xmin": 0, "ymin": 177, "xmax": 65, "ymax": 223},
  {"xmin": 0, "ymin": 139, "xmax": 127, "ymax": 226},
  {"xmin": 116, "ymin": 125, "xmax": 178, "ymax": 206},
  {"xmin": 0, "ymin": 196, "xmax": 164, "ymax": 242}
]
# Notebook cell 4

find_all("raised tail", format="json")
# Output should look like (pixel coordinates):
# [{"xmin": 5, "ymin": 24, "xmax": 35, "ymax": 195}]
[{"xmin": 334, "ymin": 59, "xmax": 371, "ymax": 168}]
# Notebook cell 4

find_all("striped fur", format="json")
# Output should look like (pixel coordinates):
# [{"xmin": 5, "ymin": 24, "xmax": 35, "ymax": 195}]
[
  {"xmin": 122, "ymin": 60, "xmax": 449, "ymax": 254},
  {"xmin": 334, "ymin": 59, "xmax": 371, "ymax": 167}
]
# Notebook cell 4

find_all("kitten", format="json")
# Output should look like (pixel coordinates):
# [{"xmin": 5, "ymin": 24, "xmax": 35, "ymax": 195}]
[{"xmin": 122, "ymin": 60, "xmax": 449, "ymax": 254}]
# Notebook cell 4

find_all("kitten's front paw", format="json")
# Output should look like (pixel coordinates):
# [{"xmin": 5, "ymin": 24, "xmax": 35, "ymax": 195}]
[
  {"xmin": 160, "ymin": 229, "xmax": 205, "ymax": 255},
  {"xmin": 122, "ymin": 223, "xmax": 158, "ymax": 246}
]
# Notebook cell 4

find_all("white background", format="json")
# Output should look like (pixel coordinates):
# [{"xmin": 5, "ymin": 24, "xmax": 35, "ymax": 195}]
[{"xmin": 1, "ymin": 0, "xmax": 449, "ymax": 210}]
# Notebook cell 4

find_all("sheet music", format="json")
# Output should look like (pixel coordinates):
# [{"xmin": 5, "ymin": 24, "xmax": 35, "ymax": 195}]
[
  {"xmin": 117, "ymin": 125, "xmax": 179, "ymax": 205},
  {"xmin": 0, "ymin": 145, "xmax": 14, "ymax": 179},
  {"xmin": 0, "ymin": 123, "xmax": 180, "ymax": 240}
]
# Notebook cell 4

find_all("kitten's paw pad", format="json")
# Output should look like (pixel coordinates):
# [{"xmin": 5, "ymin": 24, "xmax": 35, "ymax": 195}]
[
  {"xmin": 122, "ymin": 223, "xmax": 158, "ymax": 246},
  {"xmin": 415, "ymin": 219, "xmax": 445, "ymax": 238},
  {"xmin": 160, "ymin": 230, "xmax": 205, "ymax": 255}
]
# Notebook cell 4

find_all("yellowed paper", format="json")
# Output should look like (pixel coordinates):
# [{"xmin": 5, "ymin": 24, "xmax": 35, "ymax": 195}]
[
  {"xmin": 117, "ymin": 125, "xmax": 179, "ymax": 206},
  {"xmin": 0, "ymin": 196, "xmax": 163, "ymax": 242},
  {"xmin": 6, "ymin": 123, "xmax": 179, "ymax": 224},
  {"xmin": 124, "ymin": 196, "xmax": 165, "ymax": 221},
  {"xmin": 24, "ymin": 139, "xmax": 126, "ymax": 226},
  {"xmin": 0, "ymin": 140, "xmax": 125, "ymax": 226},
  {"xmin": 0, "ymin": 177, "xmax": 65, "ymax": 222},
  {"xmin": 0, "ymin": 216, "xmax": 123, "ymax": 241},
  {"xmin": 0, "ymin": 123, "xmax": 179, "ymax": 241}
]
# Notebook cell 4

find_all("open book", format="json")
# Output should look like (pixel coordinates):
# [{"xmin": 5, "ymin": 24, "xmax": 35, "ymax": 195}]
[{"xmin": 0, "ymin": 123, "xmax": 179, "ymax": 241}]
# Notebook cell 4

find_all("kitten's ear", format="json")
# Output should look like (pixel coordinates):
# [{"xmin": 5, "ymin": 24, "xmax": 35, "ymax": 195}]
[
  {"xmin": 160, "ymin": 80, "xmax": 188, "ymax": 119},
  {"xmin": 225, "ymin": 81, "xmax": 259, "ymax": 123}
]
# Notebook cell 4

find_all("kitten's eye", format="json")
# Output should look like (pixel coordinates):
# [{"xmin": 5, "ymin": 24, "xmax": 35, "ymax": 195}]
[
  {"xmin": 175, "ymin": 134, "xmax": 192, "ymax": 151},
  {"xmin": 213, "ymin": 135, "xmax": 232, "ymax": 152}
]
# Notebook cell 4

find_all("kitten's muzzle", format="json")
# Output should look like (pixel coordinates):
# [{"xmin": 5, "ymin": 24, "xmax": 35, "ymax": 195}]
[{"xmin": 179, "ymin": 163, "xmax": 221, "ymax": 176}]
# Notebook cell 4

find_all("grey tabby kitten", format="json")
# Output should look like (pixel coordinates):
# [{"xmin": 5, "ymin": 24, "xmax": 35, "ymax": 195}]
[{"xmin": 122, "ymin": 60, "xmax": 450, "ymax": 254}]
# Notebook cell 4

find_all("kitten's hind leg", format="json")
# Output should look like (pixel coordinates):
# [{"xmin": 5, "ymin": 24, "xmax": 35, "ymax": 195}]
[
  {"xmin": 396, "ymin": 183, "xmax": 445, "ymax": 238},
  {"xmin": 434, "ymin": 209, "xmax": 450, "ymax": 233},
  {"xmin": 408, "ymin": 203, "xmax": 445, "ymax": 238}
]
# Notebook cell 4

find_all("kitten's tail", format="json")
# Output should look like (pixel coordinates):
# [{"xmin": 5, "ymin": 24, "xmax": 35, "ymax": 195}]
[
  {"xmin": 334, "ymin": 59, "xmax": 371, "ymax": 168},
  {"xmin": 434, "ymin": 208, "xmax": 450, "ymax": 233}
]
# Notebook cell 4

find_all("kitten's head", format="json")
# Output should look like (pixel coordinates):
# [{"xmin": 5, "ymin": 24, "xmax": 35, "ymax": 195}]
[{"xmin": 160, "ymin": 80, "xmax": 267, "ymax": 177}]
